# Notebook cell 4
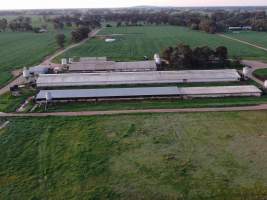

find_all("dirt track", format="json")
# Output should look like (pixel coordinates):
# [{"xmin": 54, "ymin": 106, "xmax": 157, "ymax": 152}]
[
  {"xmin": 218, "ymin": 34, "xmax": 267, "ymax": 52},
  {"xmin": 2, "ymin": 104, "xmax": 267, "ymax": 117},
  {"xmin": 41, "ymin": 29, "xmax": 101, "ymax": 67}
]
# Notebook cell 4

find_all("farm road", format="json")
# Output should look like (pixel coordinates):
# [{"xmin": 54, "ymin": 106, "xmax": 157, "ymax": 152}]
[
  {"xmin": 2, "ymin": 104, "xmax": 267, "ymax": 117},
  {"xmin": 241, "ymin": 60, "xmax": 267, "ymax": 86},
  {"xmin": 0, "ymin": 28, "xmax": 101, "ymax": 95},
  {"xmin": 218, "ymin": 34, "xmax": 267, "ymax": 52},
  {"xmin": 41, "ymin": 28, "xmax": 102, "ymax": 67}
]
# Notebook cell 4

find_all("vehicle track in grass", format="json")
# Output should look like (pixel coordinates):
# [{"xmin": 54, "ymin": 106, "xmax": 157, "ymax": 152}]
[{"xmin": 218, "ymin": 34, "xmax": 267, "ymax": 52}]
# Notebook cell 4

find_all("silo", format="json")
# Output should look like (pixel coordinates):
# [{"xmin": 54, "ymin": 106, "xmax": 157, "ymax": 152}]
[
  {"xmin": 243, "ymin": 67, "xmax": 251, "ymax": 77},
  {"xmin": 23, "ymin": 67, "xmax": 30, "ymax": 78},
  {"xmin": 154, "ymin": 54, "xmax": 161, "ymax": 65},
  {"xmin": 69, "ymin": 58, "xmax": 73, "ymax": 63},
  {"xmin": 45, "ymin": 92, "xmax": 52, "ymax": 102},
  {"xmin": 264, "ymin": 81, "xmax": 267, "ymax": 89},
  {"xmin": 61, "ymin": 58, "xmax": 67, "ymax": 65}
]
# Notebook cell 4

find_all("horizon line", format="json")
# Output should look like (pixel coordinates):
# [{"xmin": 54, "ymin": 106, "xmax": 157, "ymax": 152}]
[{"xmin": 0, "ymin": 5, "xmax": 267, "ymax": 11}]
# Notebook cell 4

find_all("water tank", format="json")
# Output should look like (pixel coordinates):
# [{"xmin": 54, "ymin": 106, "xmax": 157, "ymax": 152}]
[
  {"xmin": 61, "ymin": 58, "xmax": 67, "ymax": 65},
  {"xmin": 243, "ymin": 67, "xmax": 251, "ymax": 77},
  {"xmin": 45, "ymin": 92, "xmax": 52, "ymax": 102},
  {"xmin": 154, "ymin": 54, "xmax": 160, "ymax": 60},
  {"xmin": 154, "ymin": 54, "xmax": 161, "ymax": 65},
  {"xmin": 23, "ymin": 67, "xmax": 30, "ymax": 78},
  {"xmin": 264, "ymin": 81, "xmax": 267, "ymax": 89},
  {"xmin": 69, "ymin": 58, "xmax": 73, "ymax": 63}
]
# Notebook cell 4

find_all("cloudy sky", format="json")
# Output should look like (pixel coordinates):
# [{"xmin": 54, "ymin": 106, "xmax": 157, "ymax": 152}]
[{"xmin": 1, "ymin": 0, "xmax": 267, "ymax": 10}]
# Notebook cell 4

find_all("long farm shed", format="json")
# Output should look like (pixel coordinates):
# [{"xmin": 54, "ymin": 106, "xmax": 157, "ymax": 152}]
[
  {"xmin": 37, "ymin": 69, "xmax": 241, "ymax": 88},
  {"xmin": 68, "ymin": 60, "xmax": 157, "ymax": 72},
  {"xmin": 36, "ymin": 85, "xmax": 261, "ymax": 102}
]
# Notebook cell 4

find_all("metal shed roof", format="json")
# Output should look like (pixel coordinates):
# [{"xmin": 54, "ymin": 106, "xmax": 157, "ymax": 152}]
[
  {"xmin": 178, "ymin": 85, "xmax": 261, "ymax": 95},
  {"xmin": 36, "ymin": 87, "xmax": 179, "ymax": 100},
  {"xmin": 68, "ymin": 60, "xmax": 156, "ymax": 72},
  {"xmin": 36, "ymin": 85, "xmax": 261, "ymax": 101},
  {"xmin": 37, "ymin": 69, "xmax": 240, "ymax": 88}
]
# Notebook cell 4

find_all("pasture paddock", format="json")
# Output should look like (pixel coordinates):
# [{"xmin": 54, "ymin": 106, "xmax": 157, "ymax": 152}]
[
  {"xmin": 1, "ymin": 112, "xmax": 267, "ymax": 199},
  {"xmin": 59, "ymin": 25, "xmax": 267, "ymax": 62}
]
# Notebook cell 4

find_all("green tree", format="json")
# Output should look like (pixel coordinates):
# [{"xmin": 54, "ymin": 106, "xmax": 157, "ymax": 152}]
[
  {"xmin": 56, "ymin": 33, "xmax": 66, "ymax": 48},
  {"xmin": 0, "ymin": 18, "xmax": 8, "ymax": 31}
]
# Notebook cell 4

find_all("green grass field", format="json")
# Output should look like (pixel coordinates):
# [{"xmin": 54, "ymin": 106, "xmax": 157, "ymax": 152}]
[
  {"xmin": 0, "ymin": 90, "xmax": 34, "ymax": 113},
  {"xmin": 253, "ymin": 68, "xmax": 267, "ymax": 81},
  {"xmin": 1, "ymin": 112, "xmax": 267, "ymax": 199},
  {"xmin": 58, "ymin": 26, "xmax": 267, "ymax": 62},
  {"xmin": 226, "ymin": 31, "xmax": 267, "ymax": 50},
  {"xmin": 0, "ymin": 28, "xmax": 71, "ymax": 87}
]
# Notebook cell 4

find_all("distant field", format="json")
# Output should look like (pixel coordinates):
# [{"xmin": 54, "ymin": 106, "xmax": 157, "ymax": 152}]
[
  {"xmin": 58, "ymin": 26, "xmax": 267, "ymax": 62},
  {"xmin": 226, "ymin": 31, "xmax": 267, "ymax": 50},
  {"xmin": 0, "ymin": 29, "xmax": 71, "ymax": 87},
  {"xmin": 1, "ymin": 112, "xmax": 267, "ymax": 199}
]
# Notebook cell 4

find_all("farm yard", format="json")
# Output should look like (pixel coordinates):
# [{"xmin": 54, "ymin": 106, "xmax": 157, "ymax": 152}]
[
  {"xmin": 2, "ymin": 6, "xmax": 267, "ymax": 200},
  {"xmin": 0, "ymin": 27, "xmax": 71, "ymax": 87},
  {"xmin": 58, "ymin": 25, "xmax": 267, "ymax": 62},
  {"xmin": 1, "ymin": 112, "xmax": 267, "ymax": 199}
]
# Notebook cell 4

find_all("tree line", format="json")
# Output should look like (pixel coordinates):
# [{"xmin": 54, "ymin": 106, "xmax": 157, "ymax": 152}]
[
  {"xmin": 161, "ymin": 44, "xmax": 240, "ymax": 70},
  {"xmin": 2, "ymin": 9, "xmax": 266, "ymax": 34},
  {"xmin": 0, "ymin": 16, "xmax": 32, "ymax": 32},
  {"xmin": 101, "ymin": 10, "xmax": 267, "ymax": 33}
]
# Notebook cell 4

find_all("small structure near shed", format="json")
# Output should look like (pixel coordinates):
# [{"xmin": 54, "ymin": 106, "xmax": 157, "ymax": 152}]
[
  {"xmin": 105, "ymin": 38, "xmax": 116, "ymax": 42},
  {"xmin": 229, "ymin": 26, "xmax": 252, "ymax": 31},
  {"xmin": 23, "ymin": 65, "xmax": 49, "ymax": 82},
  {"xmin": 10, "ymin": 85, "xmax": 20, "ymax": 96}
]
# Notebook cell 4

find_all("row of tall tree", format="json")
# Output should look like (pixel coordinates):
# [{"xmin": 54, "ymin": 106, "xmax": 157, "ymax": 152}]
[
  {"xmin": 0, "ymin": 18, "xmax": 7, "ymax": 31},
  {"xmin": 100, "ymin": 10, "xmax": 267, "ymax": 33},
  {"xmin": 47, "ymin": 14, "xmax": 101, "ymax": 30},
  {"xmin": 161, "ymin": 44, "xmax": 231, "ymax": 69},
  {"xmin": 3, "ymin": 16, "xmax": 33, "ymax": 32}
]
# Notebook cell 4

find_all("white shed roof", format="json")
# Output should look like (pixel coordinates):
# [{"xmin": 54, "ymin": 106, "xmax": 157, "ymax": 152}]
[
  {"xmin": 37, "ymin": 69, "xmax": 240, "ymax": 88},
  {"xmin": 36, "ymin": 87, "xmax": 179, "ymax": 100},
  {"xmin": 36, "ymin": 85, "xmax": 261, "ymax": 100},
  {"xmin": 68, "ymin": 60, "xmax": 156, "ymax": 72},
  {"xmin": 178, "ymin": 85, "xmax": 261, "ymax": 95}
]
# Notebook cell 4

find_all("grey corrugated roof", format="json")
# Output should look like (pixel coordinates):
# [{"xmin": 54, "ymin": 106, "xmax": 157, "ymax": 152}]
[
  {"xmin": 37, "ymin": 69, "xmax": 240, "ymax": 88},
  {"xmin": 36, "ymin": 87, "xmax": 179, "ymax": 100},
  {"xmin": 68, "ymin": 60, "xmax": 156, "ymax": 72},
  {"xmin": 178, "ymin": 85, "xmax": 261, "ymax": 95},
  {"xmin": 36, "ymin": 85, "xmax": 261, "ymax": 100}
]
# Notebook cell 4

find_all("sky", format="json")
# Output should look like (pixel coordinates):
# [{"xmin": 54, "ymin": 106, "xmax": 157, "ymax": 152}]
[{"xmin": 1, "ymin": 0, "xmax": 267, "ymax": 10}]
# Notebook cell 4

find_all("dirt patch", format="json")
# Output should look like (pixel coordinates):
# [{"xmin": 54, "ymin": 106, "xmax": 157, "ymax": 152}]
[{"xmin": 11, "ymin": 69, "xmax": 22, "ymax": 77}]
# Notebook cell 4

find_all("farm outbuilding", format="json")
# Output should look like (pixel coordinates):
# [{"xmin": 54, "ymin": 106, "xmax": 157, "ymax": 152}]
[
  {"xmin": 67, "ymin": 60, "xmax": 157, "ymax": 72},
  {"xmin": 36, "ymin": 85, "xmax": 261, "ymax": 102},
  {"xmin": 36, "ymin": 69, "xmax": 241, "ymax": 88}
]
